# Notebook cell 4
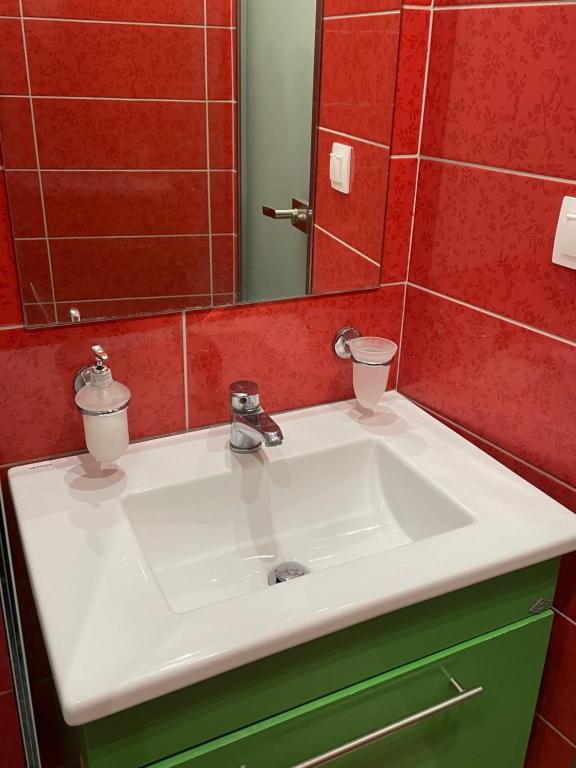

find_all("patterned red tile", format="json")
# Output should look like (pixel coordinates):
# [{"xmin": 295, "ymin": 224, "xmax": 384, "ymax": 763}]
[
  {"xmin": 422, "ymin": 6, "xmax": 576, "ymax": 178},
  {"xmin": 207, "ymin": 27, "xmax": 234, "ymax": 100},
  {"xmin": 4, "ymin": 171, "xmax": 44, "ymax": 238},
  {"xmin": 319, "ymin": 13, "xmax": 401, "ymax": 145},
  {"xmin": 556, "ymin": 553, "xmax": 576, "ymax": 624},
  {"xmin": 0, "ymin": 692, "xmax": 26, "ymax": 767},
  {"xmin": 51, "ymin": 236, "xmax": 211, "ymax": 300},
  {"xmin": 324, "ymin": 0, "xmax": 400, "ymax": 13},
  {"xmin": 525, "ymin": 717, "xmax": 576, "ymax": 768},
  {"xmin": 312, "ymin": 226, "xmax": 379, "ymax": 293},
  {"xmin": 0, "ymin": 611, "xmax": 12, "ymax": 693},
  {"xmin": 23, "ymin": 0, "xmax": 204, "ymax": 23},
  {"xmin": 206, "ymin": 0, "xmax": 235, "ymax": 26},
  {"xmin": 14, "ymin": 240, "xmax": 52, "ymax": 304},
  {"xmin": 210, "ymin": 172, "xmax": 235, "ymax": 234},
  {"xmin": 0, "ymin": 177, "xmax": 23, "ymax": 325},
  {"xmin": 34, "ymin": 100, "xmax": 207, "ymax": 170},
  {"xmin": 24, "ymin": 20, "xmax": 205, "ymax": 99},
  {"xmin": 411, "ymin": 161, "xmax": 576, "ymax": 341},
  {"xmin": 537, "ymin": 614, "xmax": 576, "ymax": 743},
  {"xmin": 212, "ymin": 234, "xmax": 236, "ymax": 294},
  {"xmin": 315, "ymin": 129, "xmax": 389, "ymax": 262},
  {"xmin": 381, "ymin": 157, "xmax": 417, "ymax": 283},
  {"xmin": 0, "ymin": 97, "xmax": 36, "ymax": 169},
  {"xmin": 41, "ymin": 171, "xmax": 209, "ymax": 237},
  {"xmin": 0, "ymin": 313, "xmax": 184, "ymax": 465},
  {"xmin": 0, "ymin": 19, "xmax": 27, "ymax": 95},
  {"xmin": 186, "ymin": 284, "xmax": 404, "ymax": 429},
  {"xmin": 208, "ymin": 102, "xmax": 235, "ymax": 170},
  {"xmin": 391, "ymin": 10, "xmax": 430, "ymax": 155},
  {"xmin": 399, "ymin": 287, "xmax": 576, "ymax": 488}
]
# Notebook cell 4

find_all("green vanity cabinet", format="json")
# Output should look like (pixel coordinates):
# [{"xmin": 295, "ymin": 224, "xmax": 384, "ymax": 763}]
[{"xmin": 79, "ymin": 560, "xmax": 558, "ymax": 768}]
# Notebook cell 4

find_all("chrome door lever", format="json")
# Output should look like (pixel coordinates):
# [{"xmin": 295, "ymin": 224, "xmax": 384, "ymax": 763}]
[{"xmin": 262, "ymin": 198, "xmax": 312, "ymax": 234}]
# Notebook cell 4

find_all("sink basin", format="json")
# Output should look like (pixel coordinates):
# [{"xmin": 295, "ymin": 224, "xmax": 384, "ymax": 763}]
[
  {"xmin": 9, "ymin": 393, "xmax": 576, "ymax": 725},
  {"xmin": 124, "ymin": 440, "xmax": 473, "ymax": 614}
]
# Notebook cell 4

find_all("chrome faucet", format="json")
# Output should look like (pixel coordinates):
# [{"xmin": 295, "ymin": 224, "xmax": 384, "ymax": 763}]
[{"xmin": 229, "ymin": 381, "xmax": 284, "ymax": 453}]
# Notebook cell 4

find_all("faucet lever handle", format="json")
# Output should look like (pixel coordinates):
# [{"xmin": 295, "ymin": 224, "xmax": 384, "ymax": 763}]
[{"xmin": 230, "ymin": 380, "xmax": 260, "ymax": 412}]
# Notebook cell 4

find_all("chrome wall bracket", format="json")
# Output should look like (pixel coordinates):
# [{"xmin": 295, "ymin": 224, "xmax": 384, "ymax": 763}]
[{"xmin": 333, "ymin": 326, "xmax": 361, "ymax": 359}]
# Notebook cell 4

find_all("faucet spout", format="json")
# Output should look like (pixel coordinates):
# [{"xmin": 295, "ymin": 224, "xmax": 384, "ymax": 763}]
[{"xmin": 229, "ymin": 380, "xmax": 284, "ymax": 453}]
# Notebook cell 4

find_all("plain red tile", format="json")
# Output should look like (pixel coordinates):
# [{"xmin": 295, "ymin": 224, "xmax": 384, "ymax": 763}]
[
  {"xmin": 0, "ymin": 692, "xmax": 26, "ymax": 767},
  {"xmin": 0, "ymin": 98, "xmax": 36, "ymax": 169},
  {"xmin": 0, "ymin": 313, "xmax": 185, "ymax": 464},
  {"xmin": 382, "ymin": 157, "xmax": 417, "ymax": 283},
  {"xmin": 319, "ymin": 13, "xmax": 400, "ymax": 145},
  {"xmin": 0, "ymin": 177, "xmax": 23, "ymax": 325},
  {"xmin": 207, "ymin": 27, "xmax": 233, "ymax": 100},
  {"xmin": 0, "ymin": 0, "xmax": 19, "ymax": 13},
  {"xmin": 4, "ymin": 171, "xmax": 44, "ymax": 237},
  {"xmin": 312, "ymin": 226, "xmax": 379, "ymax": 293},
  {"xmin": 210, "ymin": 172, "xmax": 235, "ymax": 234},
  {"xmin": 537, "ymin": 614, "xmax": 576, "ymax": 743},
  {"xmin": 56, "ymin": 296, "xmax": 211, "ymax": 323},
  {"xmin": 556, "ymin": 554, "xmax": 576, "ymax": 624},
  {"xmin": 41, "ymin": 171, "xmax": 208, "ymax": 237},
  {"xmin": 391, "ymin": 10, "xmax": 430, "ymax": 155},
  {"xmin": 23, "ymin": 0, "xmax": 204, "ymax": 23},
  {"xmin": 0, "ymin": 20, "xmax": 28, "ymax": 95},
  {"xmin": 399, "ymin": 287, "xmax": 576, "ymax": 488},
  {"xmin": 208, "ymin": 102, "xmax": 234, "ymax": 170},
  {"xmin": 14, "ymin": 240, "xmax": 52, "ymax": 304},
  {"xmin": 186, "ymin": 284, "xmax": 404, "ymax": 429},
  {"xmin": 206, "ymin": 0, "xmax": 235, "ymax": 25},
  {"xmin": 315, "ymin": 130, "xmax": 389, "ymax": 262},
  {"xmin": 34, "ymin": 100, "xmax": 207, "ymax": 170},
  {"xmin": 0, "ymin": 611, "xmax": 12, "ymax": 693},
  {"xmin": 525, "ymin": 717, "xmax": 576, "ymax": 768},
  {"xmin": 422, "ymin": 7, "xmax": 576, "ymax": 178},
  {"xmin": 410, "ymin": 161, "xmax": 576, "ymax": 341},
  {"xmin": 212, "ymin": 234, "xmax": 235, "ymax": 294},
  {"xmin": 25, "ymin": 20, "xmax": 205, "ymax": 99},
  {"xmin": 51, "ymin": 236, "xmax": 211, "ymax": 300},
  {"xmin": 324, "ymin": 0, "xmax": 400, "ymax": 14}
]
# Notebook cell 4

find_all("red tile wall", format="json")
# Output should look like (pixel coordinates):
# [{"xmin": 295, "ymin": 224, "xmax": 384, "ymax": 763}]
[
  {"xmin": 397, "ymin": 0, "xmax": 576, "ymax": 763},
  {"xmin": 0, "ymin": 4, "xmax": 238, "ymax": 325}
]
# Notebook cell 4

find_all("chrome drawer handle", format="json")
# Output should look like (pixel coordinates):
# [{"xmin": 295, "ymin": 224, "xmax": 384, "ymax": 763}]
[{"xmin": 291, "ymin": 676, "xmax": 483, "ymax": 768}]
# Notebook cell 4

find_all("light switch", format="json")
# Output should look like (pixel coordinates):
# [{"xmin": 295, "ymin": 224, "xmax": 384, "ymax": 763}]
[
  {"xmin": 552, "ymin": 196, "xmax": 576, "ymax": 270},
  {"xmin": 330, "ymin": 142, "xmax": 352, "ymax": 194}
]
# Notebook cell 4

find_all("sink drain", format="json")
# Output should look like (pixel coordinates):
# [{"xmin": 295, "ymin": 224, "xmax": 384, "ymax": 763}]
[{"xmin": 268, "ymin": 561, "xmax": 309, "ymax": 585}]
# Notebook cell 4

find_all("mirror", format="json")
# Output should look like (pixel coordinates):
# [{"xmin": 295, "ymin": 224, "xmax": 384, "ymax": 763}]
[{"xmin": 0, "ymin": 1, "xmax": 401, "ymax": 327}]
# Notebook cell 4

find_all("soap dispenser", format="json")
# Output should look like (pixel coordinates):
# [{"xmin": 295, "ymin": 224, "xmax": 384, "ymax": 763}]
[{"xmin": 74, "ymin": 345, "xmax": 131, "ymax": 463}]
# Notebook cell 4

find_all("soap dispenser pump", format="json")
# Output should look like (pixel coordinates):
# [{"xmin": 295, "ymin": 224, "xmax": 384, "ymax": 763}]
[{"xmin": 74, "ymin": 345, "xmax": 131, "ymax": 463}]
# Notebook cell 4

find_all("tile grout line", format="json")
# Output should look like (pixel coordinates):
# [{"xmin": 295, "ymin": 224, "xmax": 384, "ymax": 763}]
[
  {"xmin": 536, "ymin": 715, "xmax": 576, "ymax": 750},
  {"xmin": 2, "ymin": 95, "xmax": 237, "ymax": 103},
  {"xmin": 318, "ymin": 125, "xmax": 390, "ymax": 150},
  {"xmin": 396, "ymin": 2, "xmax": 434, "ymax": 381},
  {"xmin": 181, "ymin": 312, "xmax": 189, "ymax": 430},
  {"xmin": 421, "ymin": 154, "xmax": 576, "ymax": 185},
  {"xmin": 434, "ymin": 0, "xmax": 576, "ymax": 9},
  {"xmin": 17, "ymin": 0, "xmax": 58, "ymax": 323},
  {"xmin": 324, "ymin": 9, "xmax": 402, "ymax": 19},
  {"xmin": 15, "ymin": 233, "xmax": 236, "ymax": 241},
  {"xmin": 408, "ymin": 281, "xmax": 576, "ymax": 349},
  {"xmin": 6, "ymin": 168, "xmax": 236, "ymax": 173},
  {"xmin": 552, "ymin": 607, "xmax": 576, "ymax": 628},
  {"xmin": 3, "ymin": 15, "xmax": 235, "ymax": 28},
  {"xmin": 415, "ymin": 400, "xmax": 576, "ymax": 494},
  {"xmin": 202, "ymin": 0, "xmax": 214, "ymax": 302},
  {"xmin": 314, "ymin": 224, "xmax": 381, "ymax": 267}
]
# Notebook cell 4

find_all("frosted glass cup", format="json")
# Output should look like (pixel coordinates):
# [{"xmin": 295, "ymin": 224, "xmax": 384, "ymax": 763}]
[{"xmin": 347, "ymin": 337, "xmax": 398, "ymax": 411}]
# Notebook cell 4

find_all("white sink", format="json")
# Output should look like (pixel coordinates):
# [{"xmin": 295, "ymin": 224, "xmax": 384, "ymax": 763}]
[
  {"xmin": 9, "ymin": 393, "xmax": 576, "ymax": 726},
  {"xmin": 124, "ymin": 440, "xmax": 473, "ymax": 614}
]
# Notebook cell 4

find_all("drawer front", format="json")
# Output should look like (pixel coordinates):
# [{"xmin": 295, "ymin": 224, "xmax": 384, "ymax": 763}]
[
  {"xmin": 153, "ymin": 613, "xmax": 552, "ymax": 768},
  {"xmin": 81, "ymin": 560, "xmax": 558, "ymax": 768}
]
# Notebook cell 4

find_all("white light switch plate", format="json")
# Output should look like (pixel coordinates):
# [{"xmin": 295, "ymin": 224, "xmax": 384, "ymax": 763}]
[
  {"xmin": 552, "ymin": 196, "xmax": 576, "ymax": 270},
  {"xmin": 330, "ymin": 142, "xmax": 352, "ymax": 194}
]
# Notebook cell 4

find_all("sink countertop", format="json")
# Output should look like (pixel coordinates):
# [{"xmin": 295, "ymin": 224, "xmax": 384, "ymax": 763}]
[{"xmin": 9, "ymin": 392, "xmax": 576, "ymax": 725}]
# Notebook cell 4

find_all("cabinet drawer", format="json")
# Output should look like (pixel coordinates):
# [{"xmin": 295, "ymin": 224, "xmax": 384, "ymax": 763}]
[{"xmin": 153, "ymin": 613, "xmax": 552, "ymax": 768}]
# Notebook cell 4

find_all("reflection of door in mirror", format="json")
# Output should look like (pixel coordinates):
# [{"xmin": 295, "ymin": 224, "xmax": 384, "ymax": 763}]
[{"xmin": 239, "ymin": 0, "xmax": 318, "ymax": 303}]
